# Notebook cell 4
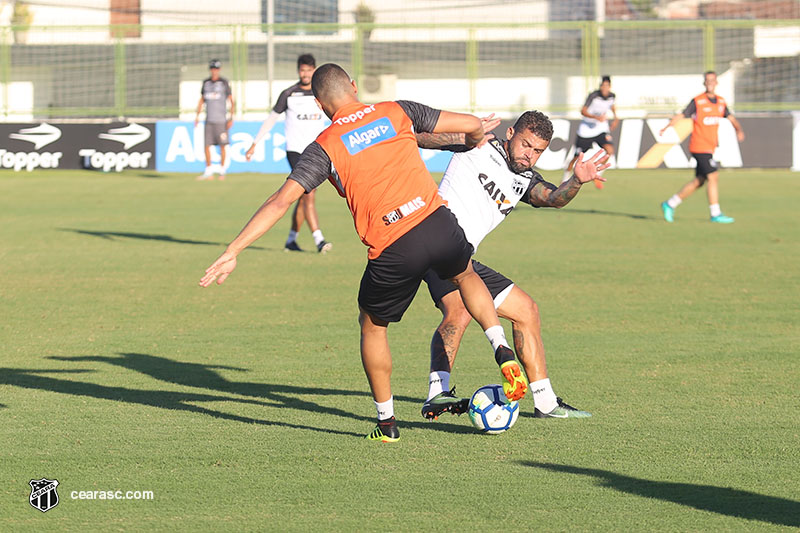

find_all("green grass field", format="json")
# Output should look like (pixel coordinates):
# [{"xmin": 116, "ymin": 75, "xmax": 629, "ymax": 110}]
[{"xmin": 1, "ymin": 168, "xmax": 798, "ymax": 531}]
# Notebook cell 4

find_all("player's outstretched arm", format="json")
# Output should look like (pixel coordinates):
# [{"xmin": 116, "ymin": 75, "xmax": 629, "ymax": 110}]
[
  {"xmin": 246, "ymin": 111, "xmax": 282, "ymax": 161},
  {"xmin": 199, "ymin": 179, "xmax": 306, "ymax": 287},
  {"xmin": 416, "ymin": 114, "xmax": 500, "ymax": 151},
  {"xmin": 529, "ymin": 150, "xmax": 610, "ymax": 208},
  {"xmin": 659, "ymin": 113, "xmax": 684, "ymax": 136},
  {"xmin": 433, "ymin": 111, "xmax": 486, "ymax": 148}
]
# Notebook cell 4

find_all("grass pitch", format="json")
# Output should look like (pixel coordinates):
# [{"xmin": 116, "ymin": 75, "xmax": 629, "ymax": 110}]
[{"xmin": 1, "ymin": 168, "xmax": 798, "ymax": 531}]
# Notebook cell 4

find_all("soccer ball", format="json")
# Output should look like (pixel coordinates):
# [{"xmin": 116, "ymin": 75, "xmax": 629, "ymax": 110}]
[{"xmin": 468, "ymin": 384, "xmax": 519, "ymax": 434}]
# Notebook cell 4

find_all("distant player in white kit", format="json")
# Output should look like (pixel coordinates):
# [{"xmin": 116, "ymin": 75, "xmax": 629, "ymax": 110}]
[
  {"xmin": 246, "ymin": 54, "xmax": 332, "ymax": 253},
  {"xmin": 564, "ymin": 75, "xmax": 618, "ymax": 189}
]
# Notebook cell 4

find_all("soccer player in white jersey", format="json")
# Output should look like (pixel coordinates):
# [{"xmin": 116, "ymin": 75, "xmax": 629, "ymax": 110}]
[
  {"xmin": 416, "ymin": 110, "xmax": 608, "ymax": 419},
  {"xmin": 246, "ymin": 54, "xmax": 332, "ymax": 253},
  {"xmin": 564, "ymin": 76, "xmax": 618, "ymax": 189}
]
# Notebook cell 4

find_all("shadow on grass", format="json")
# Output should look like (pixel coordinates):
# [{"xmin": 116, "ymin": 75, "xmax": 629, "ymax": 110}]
[
  {"xmin": 1, "ymin": 367, "xmax": 361, "ymax": 437},
  {"xmin": 3, "ymin": 353, "xmax": 473, "ymax": 437},
  {"xmin": 520, "ymin": 462, "xmax": 800, "ymax": 527},
  {"xmin": 60, "ymin": 228, "xmax": 270, "ymax": 249},
  {"xmin": 548, "ymin": 208, "xmax": 656, "ymax": 221},
  {"xmin": 134, "ymin": 172, "xmax": 166, "ymax": 179}
]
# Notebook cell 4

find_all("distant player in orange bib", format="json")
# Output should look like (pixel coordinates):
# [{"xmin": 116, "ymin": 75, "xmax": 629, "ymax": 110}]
[
  {"xmin": 200, "ymin": 63, "xmax": 528, "ymax": 442},
  {"xmin": 659, "ymin": 71, "xmax": 745, "ymax": 224}
]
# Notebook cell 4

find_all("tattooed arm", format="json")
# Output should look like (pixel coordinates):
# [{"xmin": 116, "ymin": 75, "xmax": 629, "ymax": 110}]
[
  {"xmin": 527, "ymin": 177, "xmax": 581, "ymax": 208},
  {"xmin": 415, "ymin": 114, "xmax": 501, "ymax": 152},
  {"xmin": 528, "ymin": 150, "xmax": 611, "ymax": 208},
  {"xmin": 415, "ymin": 131, "xmax": 471, "ymax": 152}
]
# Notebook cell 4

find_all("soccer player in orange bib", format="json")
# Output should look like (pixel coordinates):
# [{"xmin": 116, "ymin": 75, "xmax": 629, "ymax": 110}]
[
  {"xmin": 659, "ymin": 71, "xmax": 745, "ymax": 224},
  {"xmin": 200, "ymin": 64, "xmax": 527, "ymax": 442}
]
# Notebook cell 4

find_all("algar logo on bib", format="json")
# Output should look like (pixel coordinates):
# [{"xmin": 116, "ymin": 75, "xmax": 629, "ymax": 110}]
[{"xmin": 341, "ymin": 117, "xmax": 397, "ymax": 155}]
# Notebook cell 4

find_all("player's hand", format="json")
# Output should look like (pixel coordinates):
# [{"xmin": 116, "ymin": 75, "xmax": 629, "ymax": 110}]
[
  {"xmin": 226, "ymin": 120, "xmax": 233, "ymax": 130},
  {"xmin": 199, "ymin": 251, "xmax": 238, "ymax": 287},
  {"xmin": 737, "ymin": 130, "xmax": 745, "ymax": 142},
  {"xmin": 611, "ymin": 119, "xmax": 620, "ymax": 131},
  {"xmin": 194, "ymin": 119, "xmax": 198, "ymax": 127},
  {"xmin": 245, "ymin": 144, "xmax": 256, "ymax": 161},
  {"xmin": 572, "ymin": 149, "xmax": 611, "ymax": 184},
  {"xmin": 596, "ymin": 114, "xmax": 607, "ymax": 122},
  {"xmin": 480, "ymin": 113, "xmax": 501, "ymax": 134},
  {"xmin": 472, "ymin": 132, "xmax": 492, "ymax": 149}
]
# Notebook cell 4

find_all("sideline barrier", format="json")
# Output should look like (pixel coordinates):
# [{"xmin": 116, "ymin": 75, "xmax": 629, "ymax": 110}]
[{"xmin": 0, "ymin": 117, "xmax": 796, "ymax": 173}]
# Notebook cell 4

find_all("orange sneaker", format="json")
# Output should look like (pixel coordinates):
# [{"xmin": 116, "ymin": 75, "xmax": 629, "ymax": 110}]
[{"xmin": 495, "ymin": 346, "xmax": 528, "ymax": 401}]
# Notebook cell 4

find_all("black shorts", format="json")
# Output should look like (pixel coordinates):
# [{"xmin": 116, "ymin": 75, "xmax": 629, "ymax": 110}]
[
  {"xmin": 287, "ymin": 151, "xmax": 302, "ymax": 170},
  {"xmin": 424, "ymin": 260, "xmax": 514, "ymax": 309},
  {"xmin": 692, "ymin": 152, "xmax": 719, "ymax": 180},
  {"xmin": 287, "ymin": 151, "xmax": 313, "ymax": 195},
  {"xmin": 358, "ymin": 206, "xmax": 472, "ymax": 323},
  {"xmin": 575, "ymin": 132, "xmax": 613, "ymax": 154}
]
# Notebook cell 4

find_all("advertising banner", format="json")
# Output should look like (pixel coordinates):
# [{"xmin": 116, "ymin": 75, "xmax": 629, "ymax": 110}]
[
  {"xmin": 500, "ymin": 116, "xmax": 793, "ymax": 171},
  {"xmin": 0, "ymin": 122, "xmax": 155, "ymax": 172},
  {"xmin": 154, "ymin": 121, "xmax": 455, "ymax": 174},
  {"xmin": 2, "ymin": 117, "xmax": 794, "ymax": 174}
]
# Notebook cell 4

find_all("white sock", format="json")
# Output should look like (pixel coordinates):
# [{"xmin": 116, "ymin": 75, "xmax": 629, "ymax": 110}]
[
  {"xmin": 667, "ymin": 194, "xmax": 682, "ymax": 209},
  {"xmin": 531, "ymin": 378, "xmax": 558, "ymax": 413},
  {"xmin": 216, "ymin": 164, "xmax": 226, "ymax": 175},
  {"xmin": 484, "ymin": 325, "xmax": 509, "ymax": 352},
  {"xmin": 312, "ymin": 229, "xmax": 325, "ymax": 246},
  {"xmin": 286, "ymin": 230, "xmax": 298, "ymax": 244},
  {"xmin": 709, "ymin": 203, "xmax": 722, "ymax": 217},
  {"xmin": 375, "ymin": 397, "xmax": 394, "ymax": 421},
  {"xmin": 427, "ymin": 371, "xmax": 450, "ymax": 400},
  {"xmin": 202, "ymin": 166, "xmax": 213, "ymax": 177}
]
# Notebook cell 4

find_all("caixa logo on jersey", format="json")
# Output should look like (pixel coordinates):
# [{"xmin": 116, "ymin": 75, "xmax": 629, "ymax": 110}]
[
  {"xmin": 0, "ymin": 123, "xmax": 64, "ymax": 171},
  {"xmin": 79, "ymin": 123, "xmax": 155, "ymax": 172}
]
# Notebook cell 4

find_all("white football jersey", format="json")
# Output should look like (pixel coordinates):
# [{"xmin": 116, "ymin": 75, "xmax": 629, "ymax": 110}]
[
  {"xmin": 273, "ymin": 83, "xmax": 328, "ymax": 152},
  {"xmin": 439, "ymin": 137, "xmax": 543, "ymax": 253},
  {"xmin": 577, "ymin": 90, "xmax": 616, "ymax": 138}
]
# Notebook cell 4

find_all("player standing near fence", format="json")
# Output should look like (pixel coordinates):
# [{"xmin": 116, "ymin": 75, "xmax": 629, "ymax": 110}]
[
  {"xmin": 195, "ymin": 59, "xmax": 234, "ymax": 181},
  {"xmin": 246, "ymin": 54, "xmax": 332, "ymax": 253},
  {"xmin": 660, "ymin": 71, "xmax": 745, "ymax": 224}
]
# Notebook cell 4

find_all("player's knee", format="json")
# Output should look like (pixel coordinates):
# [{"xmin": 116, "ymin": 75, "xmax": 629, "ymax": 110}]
[
  {"xmin": 439, "ymin": 298, "xmax": 472, "ymax": 332},
  {"xmin": 512, "ymin": 297, "xmax": 540, "ymax": 329},
  {"xmin": 442, "ymin": 307, "xmax": 471, "ymax": 333},
  {"xmin": 359, "ymin": 309, "xmax": 388, "ymax": 331}
]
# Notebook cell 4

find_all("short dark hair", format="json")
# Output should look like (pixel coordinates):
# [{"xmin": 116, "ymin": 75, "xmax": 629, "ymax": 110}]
[
  {"xmin": 704, "ymin": 70, "xmax": 716, "ymax": 78},
  {"xmin": 601, "ymin": 75, "xmax": 611, "ymax": 84},
  {"xmin": 298, "ymin": 54, "xmax": 316, "ymax": 69},
  {"xmin": 512, "ymin": 110, "xmax": 553, "ymax": 142},
  {"xmin": 311, "ymin": 63, "xmax": 351, "ymax": 100}
]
